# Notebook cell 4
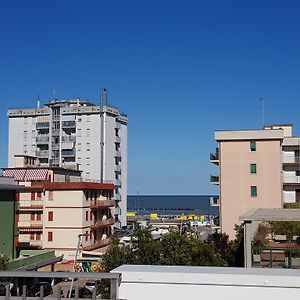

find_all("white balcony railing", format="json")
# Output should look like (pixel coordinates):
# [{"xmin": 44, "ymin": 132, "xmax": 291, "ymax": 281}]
[{"xmin": 283, "ymin": 175, "xmax": 300, "ymax": 184}]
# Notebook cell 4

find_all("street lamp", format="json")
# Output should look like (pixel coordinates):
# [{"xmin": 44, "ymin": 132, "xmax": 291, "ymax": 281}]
[{"xmin": 68, "ymin": 233, "xmax": 89, "ymax": 297}]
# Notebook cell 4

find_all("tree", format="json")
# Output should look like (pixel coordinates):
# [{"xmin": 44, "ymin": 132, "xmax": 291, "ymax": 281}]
[
  {"xmin": 227, "ymin": 224, "xmax": 244, "ymax": 267},
  {"xmin": 0, "ymin": 255, "xmax": 9, "ymax": 271},
  {"xmin": 206, "ymin": 232, "xmax": 231, "ymax": 264}
]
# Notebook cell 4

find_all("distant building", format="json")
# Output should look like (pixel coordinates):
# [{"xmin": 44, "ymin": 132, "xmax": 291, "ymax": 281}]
[
  {"xmin": 0, "ymin": 177, "xmax": 23, "ymax": 259},
  {"xmin": 3, "ymin": 155, "xmax": 115, "ymax": 259},
  {"xmin": 7, "ymin": 97, "xmax": 127, "ymax": 228},
  {"xmin": 210, "ymin": 124, "xmax": 300, "ymax": 238}
]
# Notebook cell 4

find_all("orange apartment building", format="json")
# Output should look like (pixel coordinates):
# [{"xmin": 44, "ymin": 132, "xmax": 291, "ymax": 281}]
[
  {"xmin": 3, "ymin": 155, "xmax": 115, "ymax": 259},
  {"xmin": 210, "ymin": 125, "xmax": 292, "ymax": 238}
]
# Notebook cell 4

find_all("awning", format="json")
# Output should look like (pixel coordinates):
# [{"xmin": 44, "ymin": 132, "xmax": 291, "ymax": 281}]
[
  {"xmin": 24, "ymin": 169, "xmax": 48, "ymax": 181},
  {"xmin": 3, "ymin": 169, "xmax": 26, "ymax": 181}
]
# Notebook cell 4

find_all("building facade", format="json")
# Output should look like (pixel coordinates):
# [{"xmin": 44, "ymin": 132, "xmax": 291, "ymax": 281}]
[
  {"xmin": 7, "ymin": 98, "xmax": 127, "ymax": 228},
  {"xmin": 210, "ymin": 124, "xmax": 300, "ymax": 238},
  {"xmin": 3, "ymin": 155, "xmax": 115, "ymax": 259}
]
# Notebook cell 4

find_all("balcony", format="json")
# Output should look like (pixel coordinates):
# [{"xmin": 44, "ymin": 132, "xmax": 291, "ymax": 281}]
[
  {"xmin": 90, "ymin": 217, "xmax": 115, "ymax": 230},
  {"xmin": 283, "ymin": 175, "xmax": 300, "ymax": 185},
  {"xmin": 114, "ymin": 206, "xmax": 121, "ymax": 215},
  {"xmin": 36, "ymin": 150, "xmax": 49, "ymax": 158},
  {"xmin": 114, "ymin": 193, "xmax": 121, "ymax": 201},
  {"xmin": 30, "ymin": 240, "xmax": 43, "ymax": 247},
  {"xmin": 62, "ymin": 150, "xmax": 76, "ymax": 157},
  {"xmin": 115, "ymin": 164, "xmax": 121, "ymax": 172},
  {"xmin": 115, "ymin": 150, "xmax": 121, "ymax": 157},
  {"xmin": 83, "ymin": 238, "xmax": 111, "ymax": 251},
  {"xmin": 115, "ymin": 136, "xmax": 121, "ymax": 143},
  {"xmin": 210, "ymin": 175, "xmax": 220, "ymax": 185},
  {"xmin": 36, "ymin": 122, "xmax": 49, "ymax": 129},
  {"xmin": 62, "ymin": 142, "xmax": 74, "ymax": 149},
  {"xmin": 210, "ymin": 150, "xmax": 219, "ymax": 165},
  {"xmin": 115, "ymin": 179, "xmax": 121, "ymax": 187},
  {"xmin": 62, "ymin": 120, "xmax": 76, "ymax": 128},
  {"xmin": 90, "ymin": 199, "xmax": 115, "ymax": 209},
  {"xmin": 282, "ymin": 155, "xmax": 300, "ymax": 165},
  {"xmin": 36, "ymin": 135, "xmax": 49, "ymax": 144},
  {"xmin": 210, "ymin": 196, "xmax": 220, "ymax": 207},
  {"xmin": 62, "ymin": 135, "xmax": 76, "ymax": 142},
  {"xmin": 115, "ymin": 122, "xmax": 121, "ymax": 129}
]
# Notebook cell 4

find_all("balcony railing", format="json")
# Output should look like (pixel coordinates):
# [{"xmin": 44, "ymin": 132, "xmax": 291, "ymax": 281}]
[
  {"xmin": 36, "ymin": 122, "xmax": 49, "ymax": 129},
  {"xmin": 36, "ymin": 150, "xmax": 49, "ymax": 157},
  {"xmin": 114, "ymin": 194, "xmax": 121, "ymax": 201},
  {"xmin": 90, "ymin": 200, "xmax": 115, "ymax": 209},
  {"xmin": 62, "ymin": 150, "xmax": 76, "ymax": 157},
  {"xmin": 210, "ymin": 175, "xmax": 220, "ymax": 185},
  {"xmin": 210, "ymin": 152, "xmax": 219, "ymax": 165},
  {"xmin": 282, "ymin": 155, "xmax": 300, "ymax": 164},
  {"xmin": 283, "ymin": 175, "xmax": 300, "ymax": 184},
  {"xmin": 30, "ymin": 240, "xmax": 43, "ymax": 246},
  {"xmin": 210, "ymin": 196, "xmax": 220, "ymax": 206},
  {"xmin": 62, "ymin": 120, "xmax": 76, "ymax": 128},
  {"xmin": 36, "ymin": 136, "xmax": 49, "ymax": 144},
  {"xmin": 0, "ymin": 270, "xmax": 121, "ymax": 300},
  {"xmin": 90, "ymin": 217, "xmax": 115, "ymax": 229}
]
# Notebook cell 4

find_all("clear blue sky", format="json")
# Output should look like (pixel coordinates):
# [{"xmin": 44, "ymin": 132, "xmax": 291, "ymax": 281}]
[{"xmin": 1, "ymin": 0, "xmax": 300, "ymax": 195}]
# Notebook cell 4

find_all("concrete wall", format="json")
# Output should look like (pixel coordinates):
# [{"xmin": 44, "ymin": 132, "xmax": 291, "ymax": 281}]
[
  {"xmin": 112, "ymin": 265, "xmax": 300, "ymax": 300},
  {"xmin": 220, "ymin": 139, "xmax": 282, "ymax": 238}
]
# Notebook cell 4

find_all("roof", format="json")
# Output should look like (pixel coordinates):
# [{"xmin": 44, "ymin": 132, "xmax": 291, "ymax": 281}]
[
  {"xmin": 240, "ymin": 208, "xmax": 300, "ymax": 222},
  {"xmin": 3, "ymin": 169, "xmax": 48, "ymax": 181},
  {"xmin": 215, "ymin": 129, "xmax": 284, "ymax": 141}
]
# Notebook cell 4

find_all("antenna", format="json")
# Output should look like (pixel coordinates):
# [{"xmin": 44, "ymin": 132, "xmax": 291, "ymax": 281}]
[
  {"xmin": 260, "ymin": 97, "xmax": 266, "ymax": 128},
  {"xmin": 37, "ymin": 95, "xmax": 40, "ymax": 109},
  {"xmin": 101, "ymin": 88, "xmax": 108, "ymax": 106}
]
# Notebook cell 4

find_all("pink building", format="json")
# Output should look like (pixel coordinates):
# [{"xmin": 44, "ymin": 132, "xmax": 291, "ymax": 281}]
[{"xmin": 211, "ymin": 126, "xmax": 287, "ymax": 238}]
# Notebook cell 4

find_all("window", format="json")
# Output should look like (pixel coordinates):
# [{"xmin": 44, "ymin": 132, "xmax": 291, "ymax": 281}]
[
  {"xmin": 48, "ymin": 211, "xmax": 53, "ymax": 221},
  {"xmin": 37, "ymin": 191, "xmax": 42, "ymax": 200},
  {"xmin": 36, "ymin": 233, "xmax": 41, "ymax": 240},
  {"xmin": 250, "ymin": 164, "xmax": 257, "ymax": 174},
  {"xmin": 37, "ymin": 213, "xmax": 41, "ymax": 221},
  {"xmin": 85, "ymin": 211, "xmax": 88, "ymax": 221},
  {"xmin": 49, "ymin": 191, "xmax": 53, "ymax": 201},
  {"xmin": 30, "ymin": 233, "xmax": 34, "ymax": 240},
  {"xmin": 251, "ymin": 186, "xmax": 257, "ymax": 197},
  {"xmin": 31, "ymin": 192, "xmax": 35, "ymax": 201},
  {"xmin": 250, "ymin": 141, "xmax": 256, "ymax": 152},
  {"xmin": 31, "ymin": 213, "xmax": 35, "ymax": 221},
  {"xmin": 78, "ymin": 129, "xmax": 82, "ymax": 137},
  {"xmin": 85, "ymin": 231, "xmax": 89, "ymax": 241},
  {"xmin": 86, "ymin": 129, "xmax": 91, "ymax": 137},
  {"xmin": 48, "ymin": 232, "xmax": 53, "ymax": 242}
]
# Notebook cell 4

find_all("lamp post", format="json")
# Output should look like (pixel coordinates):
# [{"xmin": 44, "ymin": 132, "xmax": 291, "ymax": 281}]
[{"xmin": 68, "ymin": 233, "xmax": 89, "ymax": 297}]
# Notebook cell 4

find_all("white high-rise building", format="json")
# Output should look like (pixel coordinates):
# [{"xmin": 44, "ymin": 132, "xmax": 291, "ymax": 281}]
[{"xmin": 7, "ymin": 97, "xmax": 128, "ymax": 228}]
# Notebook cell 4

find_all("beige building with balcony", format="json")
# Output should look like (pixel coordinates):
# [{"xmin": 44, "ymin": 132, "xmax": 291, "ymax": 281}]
[
  {"xmin": 3, "ymin": 155, "xmax": 115, "ymax": 259},
  {"xmin": 210, "ymin": 124, "xmax": 300, "ymax": 238}
]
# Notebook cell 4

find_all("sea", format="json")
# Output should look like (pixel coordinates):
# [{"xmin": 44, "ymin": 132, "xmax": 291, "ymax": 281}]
[{"xmin": 127, "ymin": 195, "xmax": 219, "ymax": 216}]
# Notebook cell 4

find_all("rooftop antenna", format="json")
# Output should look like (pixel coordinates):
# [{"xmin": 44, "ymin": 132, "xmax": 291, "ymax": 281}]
[
  {"xmin": 260, "ymin": 97, "xmax": 266, "ymax": 128},
  {"xmin": 101, "ymin": 88, "xmax": 108, "ymax": 106},
  {"xmin": 37, "ymin": 95, "xmax": 40, "ymax": 109}
]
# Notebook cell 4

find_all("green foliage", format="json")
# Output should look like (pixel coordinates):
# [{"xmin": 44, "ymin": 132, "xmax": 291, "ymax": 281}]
[
  {"xmin": 227, "ymin": 224, "xmax": 244, "ymax": 267},
  {"xmin": 0, "ymin": 255, "xmax": 9, "ymax": 270},
  {"xmin": 284, "ymin": 203, "xmax": 300, "ymax": 209},
  {"xmin": 270, "ymin": 221, "xmax": 300, "ymax": 240},
  {"xmin": 206, "ymin": 232, "xmax": 231, "ymax": 263},
  {"xmin": 252, "ymin": 223, "xmax": 270, "ymax": 248}
]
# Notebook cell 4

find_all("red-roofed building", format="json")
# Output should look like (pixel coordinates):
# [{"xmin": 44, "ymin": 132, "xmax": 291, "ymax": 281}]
[{"xmin": 2, "ymin": 155, "xmax": 115, "ymax": 259}]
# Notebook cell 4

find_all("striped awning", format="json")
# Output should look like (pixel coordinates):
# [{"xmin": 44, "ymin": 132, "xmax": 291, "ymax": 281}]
[
  {"xmin": 3, "ymin": 168, "xmax": 48, "ymax": 181},
  {"xmin": 3, "ymin": 169, "xmax": 26, "ymax": 181},
  {"xmin": 24, "ymin": 169, "xmax": 48, "ymax": 181}
]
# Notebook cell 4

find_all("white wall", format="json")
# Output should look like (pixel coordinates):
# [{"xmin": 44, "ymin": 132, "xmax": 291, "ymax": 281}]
[{"xmin": 112, "ymin": 265, "xmax": 300, "ymax": 300}]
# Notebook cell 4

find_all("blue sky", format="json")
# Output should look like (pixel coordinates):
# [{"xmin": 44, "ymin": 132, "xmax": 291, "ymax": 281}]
[{"xmin": 1, "ymin": 0, "xmax": 300, "ymax": 195}]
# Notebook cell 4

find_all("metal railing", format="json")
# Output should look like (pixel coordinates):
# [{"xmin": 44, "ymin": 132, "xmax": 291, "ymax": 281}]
[{"xmin": 0, "ymin": 271, "xmax": 121, "ymax": 300}]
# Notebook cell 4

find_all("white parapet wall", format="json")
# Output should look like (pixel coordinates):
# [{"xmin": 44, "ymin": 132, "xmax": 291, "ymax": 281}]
[{"xmin": 112, "ymin": 265, "xmax": 300, "ymax": 300}]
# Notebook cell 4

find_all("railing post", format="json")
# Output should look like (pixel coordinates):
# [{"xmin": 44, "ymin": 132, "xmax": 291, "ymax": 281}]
[
  {"xmin": 110, "ymin": 278, "xmax": 118, "ymax": 300},
  {"xmin": 5, "ymin": 284, "xmax": 10, "ymax": 300}
]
